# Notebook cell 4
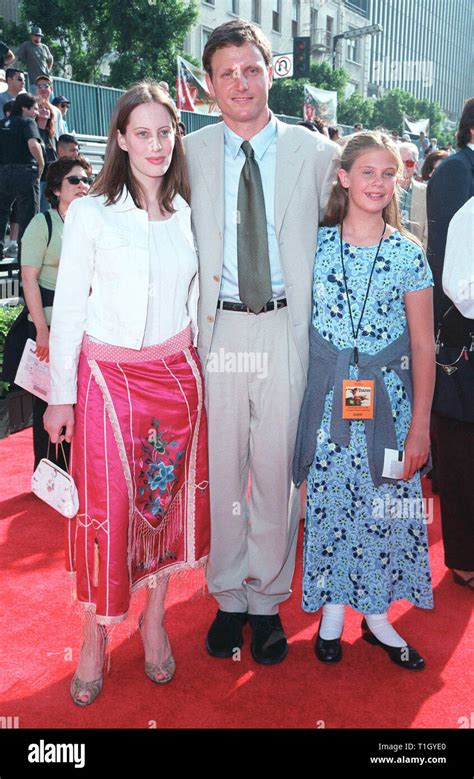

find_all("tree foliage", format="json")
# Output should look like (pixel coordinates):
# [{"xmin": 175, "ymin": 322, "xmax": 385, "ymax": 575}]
[
  {"xmin": 18, "ymin": 0, "xmax": 198, "ymax": 89},
  {"xmin": 337, "ymin": 90, "xmax": 374, "ymax": 128},
  {"xmin": 270, "ymin": 67, "xmax": 452, "ymax": 143},
  {"xmin": 369, "ymin": 88, "xmax": 450, "ymax": 143},
  {"xmin": 269, "ymin": 62, "xmax": 348, "ymax": 118},
  {"xmin": 0, "ymin": 16, "xmax": 29, "ymax": 46}
]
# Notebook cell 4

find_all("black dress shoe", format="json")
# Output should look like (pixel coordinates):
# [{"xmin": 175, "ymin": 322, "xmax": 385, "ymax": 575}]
[
  {"xmin": 361, "ymin": 618, "xmax": 425, "ymax": 670},
  {"xmin": 205, "ymin": 609, "xmax": 248, "ymax": 658},
  {"xmin": 314, "ymin": 621, "xmax": 342, "ymax": 663},
  {"xmin": 248, "ymin": 614, "xmax": 288, "ymax": 665}
]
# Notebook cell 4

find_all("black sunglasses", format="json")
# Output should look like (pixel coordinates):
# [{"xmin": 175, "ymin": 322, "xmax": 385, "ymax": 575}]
[
  {"xmin": 65, "ymin": 175, "xmax": 94, "ymax": 185},
  {"xmin": 59, "ymin": 103, "xmax": 69, "ymax": 107}
]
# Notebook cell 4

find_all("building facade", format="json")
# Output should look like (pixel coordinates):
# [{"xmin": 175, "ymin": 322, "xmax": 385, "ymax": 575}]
[
  {"xmin": 367, "ymin": 0, "xmax": 473, "ymax": 119},
  {"xmin": 185, "ymin": 0, "xmax": 473, "ymax": 118},
  {"xmin": 184, "ymin": 0, "xmax": 372, "ymax": 98}
]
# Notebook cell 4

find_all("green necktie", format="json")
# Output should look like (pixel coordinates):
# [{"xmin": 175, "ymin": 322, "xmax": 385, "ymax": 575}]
[{"xmin": 237, "ymin": 141, "xmax": 272, "ymax": 314}]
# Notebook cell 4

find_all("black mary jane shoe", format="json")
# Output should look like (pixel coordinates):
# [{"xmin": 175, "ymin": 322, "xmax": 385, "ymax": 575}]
[
  {"xmin": 361, "ymin": 618, "xmax": 425, "ymax": 670},
  {"xmin": 314, "ymin": 620, "xmax": 342, "ymax": 663}
]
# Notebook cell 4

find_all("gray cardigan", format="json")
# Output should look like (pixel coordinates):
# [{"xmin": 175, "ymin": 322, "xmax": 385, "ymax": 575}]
[{"xmin": 293, "ymin": 327, "xmax": 414, "ymax": 488}]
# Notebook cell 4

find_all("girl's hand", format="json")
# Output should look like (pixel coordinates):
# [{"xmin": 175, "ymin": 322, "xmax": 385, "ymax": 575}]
[
  {"xmin": 34, "ymin": 327, "xmax": 50, "ymax": 362},
  {"xmin": 403, "ymin": 425, "xmax": 430, "ymax": 481},
  {"xmin": 43, "ymin": 404, "xmax": 75, "ymax": 444}
]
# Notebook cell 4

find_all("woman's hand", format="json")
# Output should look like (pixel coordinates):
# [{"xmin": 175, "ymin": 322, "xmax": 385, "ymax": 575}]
[
  {"xmin": 34, "ymin": 326, "xmax": 50, "ymax": 362},
  {"xmin": 43, "ymin": 404, "xmax": 75, "ymax": 444},
  {"xmin": 403, "ymin": 424, "xmax": 430, "ymax": 481}
]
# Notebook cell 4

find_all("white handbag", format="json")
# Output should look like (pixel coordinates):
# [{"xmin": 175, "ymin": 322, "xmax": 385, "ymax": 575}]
[{"xmin": 31, "ymin": 441, "xmax": 79, "ymax": 519}]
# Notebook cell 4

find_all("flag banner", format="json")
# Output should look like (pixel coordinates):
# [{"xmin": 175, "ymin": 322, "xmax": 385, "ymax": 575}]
[
  {"xmin": 176, "ymin": 56, "xmax": 220, "ymax": 115},
  {"xmin": 304, "ymin": 84, "xmax": 337, "ymax": 124},
  {"xmin": 403, "ymin": 116, "xmax": 430, "ymax": 135}
]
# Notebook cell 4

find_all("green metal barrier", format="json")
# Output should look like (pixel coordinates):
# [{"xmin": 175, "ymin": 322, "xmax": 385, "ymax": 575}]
[
  {"xmin": 48, "ymin": 78, "xmax": 123, "ymax": 136},
  {"xmin": 45, "ymin": 77, "xmax": 300, "ymax": 136}
]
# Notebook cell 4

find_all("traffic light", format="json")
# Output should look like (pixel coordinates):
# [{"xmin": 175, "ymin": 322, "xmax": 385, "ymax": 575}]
[{"xmin": 293, "ymin": 36, "xmax": 311, "ymax": 79}]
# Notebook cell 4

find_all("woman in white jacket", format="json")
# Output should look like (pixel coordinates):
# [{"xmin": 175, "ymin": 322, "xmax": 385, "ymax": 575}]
[{"xmin": 44, "ymin": 82, "xmax": 210, "ymax": 706}]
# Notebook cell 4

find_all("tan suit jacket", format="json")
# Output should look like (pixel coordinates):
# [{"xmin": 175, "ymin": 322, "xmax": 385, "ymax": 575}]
[
  {"xmin": 410, "ymin": 178, "xmax": 428, "ymax": 249},
  {"xmin": 184, "ymin": 119, "xmax": 340, "ymax": 370}
]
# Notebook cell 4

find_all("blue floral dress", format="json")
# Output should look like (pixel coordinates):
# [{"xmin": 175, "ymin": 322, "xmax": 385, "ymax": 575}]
[{"xmin": 303, "ymin": 226, "xmax": 434, "ymax": 615}]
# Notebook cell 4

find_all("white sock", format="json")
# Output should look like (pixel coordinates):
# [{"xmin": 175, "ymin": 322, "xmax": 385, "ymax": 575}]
[
  {"xmin": 320, "ymin": 603, "xmax": 345, "ymax": 640},
  {"xmin": 365, "ymin": 612, "xmax": 407, "ymax": 648}
]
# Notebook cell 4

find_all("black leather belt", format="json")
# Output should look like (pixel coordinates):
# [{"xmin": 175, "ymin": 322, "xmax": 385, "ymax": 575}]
[{"xmin": 217, "ymin": 298, "xmax": 287, "ymax": 314}]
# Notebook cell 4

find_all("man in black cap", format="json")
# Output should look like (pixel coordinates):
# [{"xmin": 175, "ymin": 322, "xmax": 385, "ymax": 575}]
[
  {"xmin": 13, "ymin": 27, "xmax": 53, "ymax": 87},
  {"xmin": 52, "ymin": 94, "xmax": 70, "ymax": 133}
]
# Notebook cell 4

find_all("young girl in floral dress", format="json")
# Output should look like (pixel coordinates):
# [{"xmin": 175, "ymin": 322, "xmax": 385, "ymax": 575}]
[{"xmin": 294, "ymin": 131, "xmax": 435, "ymax": 669}]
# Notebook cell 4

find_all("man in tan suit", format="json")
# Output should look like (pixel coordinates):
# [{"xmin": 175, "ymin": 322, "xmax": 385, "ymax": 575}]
[{"xmin": 184, "ymin": 20, "xmax": 339, "ymax": 664}]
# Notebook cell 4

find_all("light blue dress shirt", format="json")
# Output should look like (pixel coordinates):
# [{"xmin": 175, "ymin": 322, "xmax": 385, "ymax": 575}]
[{"xmin": 221, "ymin": 115, "xmax": 285, "ymax": 302}]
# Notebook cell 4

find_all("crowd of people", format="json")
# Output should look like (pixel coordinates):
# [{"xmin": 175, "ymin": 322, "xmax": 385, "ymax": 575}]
[
  {"xmin": 1, "ymin": 19, "xmax": 472, "ymax": 710},
  {"xmin": 0, "ymin": 65, "xmax": 75, "ymax": 263}
]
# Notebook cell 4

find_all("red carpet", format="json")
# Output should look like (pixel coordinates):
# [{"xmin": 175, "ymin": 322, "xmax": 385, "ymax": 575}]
[{"xmin": 0, "ymin": 428, "xmax": 472, "ymax": 729}]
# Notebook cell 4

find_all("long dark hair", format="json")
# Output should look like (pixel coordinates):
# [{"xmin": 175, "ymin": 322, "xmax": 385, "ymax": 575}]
[
  {"xmin": 92, "ymin": 81, "xmax": 190, "ymax": 215},
  {"xmin": 456, "ymin": 97, "xmax": 474, "ymax": 148},
  {"xmin": 421, "ymin": 150, "xmax": 448, "ymax": 181},
  {"xmin": 37, "ymin": 102, "xmax": 55, "ymax": 140}
]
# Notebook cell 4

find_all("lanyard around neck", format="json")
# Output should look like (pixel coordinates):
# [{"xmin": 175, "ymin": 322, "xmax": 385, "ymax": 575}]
[{"xmin": 339, "ymin": 221, "xmax": 386, "ymax": 366}]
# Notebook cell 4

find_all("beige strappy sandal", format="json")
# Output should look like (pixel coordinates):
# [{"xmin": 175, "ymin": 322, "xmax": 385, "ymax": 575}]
[{"xmin": 138, "ymin": 612, "xmax": 176, "ymax": 684}]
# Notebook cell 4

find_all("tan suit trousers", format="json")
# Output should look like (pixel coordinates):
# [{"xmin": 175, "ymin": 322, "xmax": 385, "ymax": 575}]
[{"xmin": 204, "ymin": 304, "xmax": 306, "ymax": 615}]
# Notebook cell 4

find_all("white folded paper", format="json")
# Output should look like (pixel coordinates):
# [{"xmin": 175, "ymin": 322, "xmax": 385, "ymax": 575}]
[
  {"xmin": 382, "ymin": 448, "xmax": 405, "ymax": 480},
  {"xmin": 14, "ymin": 338, "xmax": 50, "ymax": 401}
]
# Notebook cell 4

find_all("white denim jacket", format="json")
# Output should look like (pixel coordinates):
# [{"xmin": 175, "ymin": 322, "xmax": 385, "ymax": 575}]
[{"xmin": 48, "ymin": 190, "xmax": 199, "ymax": 405}]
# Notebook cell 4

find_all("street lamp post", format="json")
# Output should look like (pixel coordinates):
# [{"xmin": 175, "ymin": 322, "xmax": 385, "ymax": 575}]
[{"xmin": 332, "ymin": 23, "xmax": 383, "ymax": 71}]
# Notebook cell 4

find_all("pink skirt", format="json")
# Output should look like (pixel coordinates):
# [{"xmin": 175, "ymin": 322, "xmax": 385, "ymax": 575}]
[{"xmin": 67, "ymin": 326, "xmax": 210, "ymax": 624}]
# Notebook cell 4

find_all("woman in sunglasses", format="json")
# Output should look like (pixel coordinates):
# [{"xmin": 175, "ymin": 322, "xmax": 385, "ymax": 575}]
[
  {"xmin": 398, "ymin": 142, "xmax": 428, "ymax": 249},
  {"xmin": 44, "ymin": 82, "xmax": 210, "ymax": 707},
  {"xmin": 21, "ymin": 156, "xmax": 93, "ymax": 469}
]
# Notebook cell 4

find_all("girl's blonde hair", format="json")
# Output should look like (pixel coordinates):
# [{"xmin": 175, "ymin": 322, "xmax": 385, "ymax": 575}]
[{"xmin": 323, "ymin": 130, "xmax": 421, "ymax": 247}]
